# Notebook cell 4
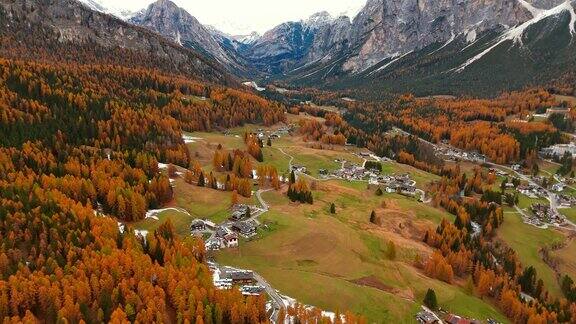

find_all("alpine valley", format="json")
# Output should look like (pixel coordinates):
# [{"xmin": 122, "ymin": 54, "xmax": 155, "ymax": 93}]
[{"xmin": 1, "ymin": 0, "xmax": 576, "ymax": 323}]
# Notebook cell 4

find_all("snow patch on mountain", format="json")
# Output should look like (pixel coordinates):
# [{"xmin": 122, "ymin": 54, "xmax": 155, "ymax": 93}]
[
  {"xmin": 518, "ymin": 0, "xmax": 546, "ymax": 17},
  {"xmin": 466, "ymin": 29, "xmax": 477, "ymax": 43},
  {"xmin": 242, "ymin": 81, "xmax": 265, "ymax": 91},
  {"xmin": 305, "ymin": 11, "xmax": 334, "ymax": 29},
  {"xmin": 454, "ymin": 0, "xmax": 576, "ymax": 72},
  {"xmin": 77, "ymin": 0, "xmax": 135, "ymax": 20},
  {"xmin": 175, "ymin": 30, "xmax": 182, "ymax": 46},
  {"xmin": 232, "ymin": 32, "xmax": 261, "ymax": 45},
  {"xmin": 370, "ymin": 51, "xmax": 412, "ymax": 75}
]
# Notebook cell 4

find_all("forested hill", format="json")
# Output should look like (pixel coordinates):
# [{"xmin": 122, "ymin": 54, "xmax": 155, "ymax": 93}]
[
  {"xmin": 0, "ymin": 57, "xmax": 290, "ymax": 321},
  {"xmin": 0, "ymin": 0, "xmax": 235, "ymax": 86}
]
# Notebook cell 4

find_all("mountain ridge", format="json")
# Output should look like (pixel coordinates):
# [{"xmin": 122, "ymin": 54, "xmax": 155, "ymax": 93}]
[
  {"xmin": 0, "ymin": 0, "xmax": 235, "ymax": 86},
  {"xmin": 16, "ymin": 0, "xmax": 576, "ymax": 96},
  {"xmin": 129, "ymin": 0, "xmax": 252, "ymax": 75}
]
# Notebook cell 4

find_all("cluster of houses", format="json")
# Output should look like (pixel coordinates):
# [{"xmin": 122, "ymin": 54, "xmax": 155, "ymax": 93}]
[
  {"xmin": 517, "ymin": 184, "xmax": 548, "ymax": 199},
  {"xmin": 416, "ymin": 308, "xmax": 497, "ymax": 324},
  {"xmin": 540, "ymin": 143, "xmax": 576, "ymax": 158},
  {"xmin": 529, "ymin": 203, "xmax": 564, "ymax": 227},
  {"xmin": 325, "ymin": 158, "xmax": 419, "ymax": 196},
  {"xmin": 222, "ymin": 124, "xmax": 294, "ymax": 141},
  {"xmin": 330, "ymin": 163, "xmax": 373, "ymax": 181},
  {"xmin": 194, "ymin": 204, "xmax": 260, "ymax": 251},
  {"xmin": 436, "ymin": 145, "xmax": 487, "ymax": 163},
  {"xmin": 378, "ymin": 174, "xmax": 418, "ymax": 196},
  {"xmin": 558, "ymin": 194, "xmax": 576, "ymax": 208}
]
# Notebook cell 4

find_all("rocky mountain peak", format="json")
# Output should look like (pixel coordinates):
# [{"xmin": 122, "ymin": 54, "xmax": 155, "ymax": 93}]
[
  {"xmin": 304, "ymin": 11, "xmax": 333, "ymax": 28},
  {"xmin": 130, "ymin": 0, "xmax": 248, "ymax": 73}
]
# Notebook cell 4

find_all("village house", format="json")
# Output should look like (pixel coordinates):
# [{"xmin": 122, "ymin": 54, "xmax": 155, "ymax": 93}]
[
  {"xmin": 416, "ymin": 309, "xmax": 439, "ymax": 323},
  {"xmin": 190, "ymin": 219, "xmax": 216, "ymax": 232},
  {"xmin": 445, "ymin": 314, "xmax": 480, "ymax": 324},
  {"xmin": 223, "ymin": 233, "xmax": 239, "ymax": 248},
  {"xmin": 205, "ymin": 238, "xmax": 223, "ymax": 251},
  {"xmin": 240, "ymin": 285, "xmax": 265, "ymax": 296},
  {"xmin": 190, "ymin": 219, "xmax": 206, "ymax": 232},
  {"xmin": 551, "ymin": 183, "xmax": 566, "ymax": 192},
  {"xmin": 292, "ymin": 164, "xmax": 307, "ymax": 173},
  {"xmin": 232, "ymin": 220, "xmax": 257, "ymax": 237},
  {"xmin": 221, "ymin": 268, "xmax": 255, "ymax": 284},
  {"xmin": 230, "ymin": 204, "xmax": 252, "ymax": 221},
  {"xmin": 558, "ymin": 194, "xmax": 576, "ymax": 207},
  {"xmin": 489, "ymin": 168, "xmax": 508, "ymax": 177},
  {"xmin": 216, "ymin": 226, "xmax": 233, "ymax": 238}
]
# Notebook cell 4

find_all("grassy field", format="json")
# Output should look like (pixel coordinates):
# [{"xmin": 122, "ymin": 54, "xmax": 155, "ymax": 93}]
[
  {"xmin": 131, "ymin": 208, "xmax": 194, "ymax": 237},
  {"xmin": 132, "ymin": 177, "xmax": 257, "ymax": 238},
  {"xmin": 516, "ymin": 194, "xmax": 549, "ymax": 210},
  {"xmin": 281, "ymin": 146, "xmax": 362, "ymax": 177},
  {"xmin": 498, "ymin": 209, "xmax": 565, "ymax": 297},
  {"xmin": 172, "ymin": 122, "xmax": 510, "ymax": 321},
  {"xmin": 217, "ymin": 181, "xmax": 507, "ymax": 323},
  {"xmin": 560, "ymin": 208, "xmax": 576, "ymax": 223},
  {"xmin": 538, "ymin": 160, "xmax": 561, "ymax": 176},
  {"xmin": 553, "ymin": 238, "xmax": 576, "ymax": 279}
]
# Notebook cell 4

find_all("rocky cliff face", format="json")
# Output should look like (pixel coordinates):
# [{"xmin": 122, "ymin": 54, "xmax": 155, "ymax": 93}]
[
  {"xmin": 129, "ymin": 0, "xmax": 247, "ymax": 74},
  {"xmin": 284, "ymin": 0, "xmax": 576, "ymax": 96},
  {"xmin": 243, "ymin": 0, "xmax": 568, "ymax": 75},
  {"xmin": 341, "ymin": 0, "xmax": 535, "ymax": 72},
  {"xmin": 241, "ymin": 11, "xmax": 352, "ymax": 74}
]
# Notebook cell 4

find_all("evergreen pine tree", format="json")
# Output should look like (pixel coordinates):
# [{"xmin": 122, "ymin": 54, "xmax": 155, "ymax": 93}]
[
  {"xmin": 370, "ymin": 210, "xmax": 377, "ymax": 224},
  {"xmin": 289, "ymin": 170, "xmax": 296, "ymax": 184},
  {"xmin": 197, "ymin": 172, "xmax": 205, "ymax": 187},
  {"xmin": 423, "ymin": 288, "xmax": 438, "ymax": 310}
]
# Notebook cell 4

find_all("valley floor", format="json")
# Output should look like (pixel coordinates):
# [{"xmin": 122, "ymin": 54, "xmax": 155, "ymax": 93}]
[{"xmin": 129, "ymin": 116, "xmax": 517, "ymax": 323}]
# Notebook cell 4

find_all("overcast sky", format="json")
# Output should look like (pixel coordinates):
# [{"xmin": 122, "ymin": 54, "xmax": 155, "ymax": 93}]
[{"xmin": 99, "ymin": 0, "xmax": 367, "ymax": 35}]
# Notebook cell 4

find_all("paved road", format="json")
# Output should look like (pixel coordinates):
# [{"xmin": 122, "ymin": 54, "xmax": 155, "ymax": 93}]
[
  {"xmin": 255, "ymin": 189, "xmax": 271, "ymax": 212},
  {"xmin": 253, "ymin": 272, "xmax": 286, "ymax": 322},
  {"xmin": 415, "ymin": 189, "xmax": 432, "ymax": 204}
]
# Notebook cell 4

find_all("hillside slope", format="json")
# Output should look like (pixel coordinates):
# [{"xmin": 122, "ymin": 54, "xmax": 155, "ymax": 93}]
[{"xmin": 0, "ymin": 0, "xmax": 234, "ymax": 85}]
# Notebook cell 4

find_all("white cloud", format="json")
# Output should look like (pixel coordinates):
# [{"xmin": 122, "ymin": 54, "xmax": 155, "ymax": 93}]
[{"xmin": 94, "ymin": 0, "xmax": 366, "ymax": 35}]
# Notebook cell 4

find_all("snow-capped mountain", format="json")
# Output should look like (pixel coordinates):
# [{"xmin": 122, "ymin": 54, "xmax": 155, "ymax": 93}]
[
  {"xmin": 282, "ymin": 0, "xmax": 576, "ymax": 96},
  {"xmin": 77, "ymin": 0, "xmax": 137, "ymax": 20},
  {"xmin": 232, "ymin": 32, "xmax": 261, "ymax": 46},
  {"xmin": 65, "ymin": 0, "xmax": 576, "ymax": 95},
  {"xmin": 236, "ymin": 11, "xmax": 352, "ymax": 75}
]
